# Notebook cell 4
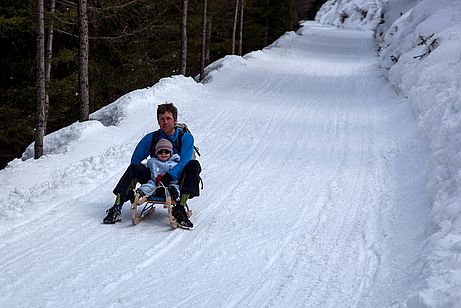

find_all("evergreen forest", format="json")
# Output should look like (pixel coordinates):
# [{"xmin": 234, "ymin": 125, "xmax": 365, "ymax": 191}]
[{"xmin": 0, "ymin": 0, "xmax": 326, "ymax": 169}]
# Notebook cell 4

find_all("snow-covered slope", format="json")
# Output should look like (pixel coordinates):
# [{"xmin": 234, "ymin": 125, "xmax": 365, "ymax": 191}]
[
  {"xmin": 316, "ymin": 0, "xmax": 386, "ymax": 30},
  {"xmin": 317, "ymin": 0, "xmax": 461, "ymax": 306},
  {"xmin": 0, "ymin": 21, "xmax": 435, "ymax": 306}
]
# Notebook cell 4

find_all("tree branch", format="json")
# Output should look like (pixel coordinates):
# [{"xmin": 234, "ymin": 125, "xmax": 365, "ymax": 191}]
[{"xmin": 89, "ymin": 0, "xmax": 145, "ymax": 12}]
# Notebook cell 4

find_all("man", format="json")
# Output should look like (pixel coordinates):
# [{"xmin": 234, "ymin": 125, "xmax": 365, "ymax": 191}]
[{"xmin": 103, "ymin": 102, "xmax": 201, "ymax": 229}]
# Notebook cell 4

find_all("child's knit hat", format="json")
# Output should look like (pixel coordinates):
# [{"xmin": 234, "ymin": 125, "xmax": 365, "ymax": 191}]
[{"xmin": 156, "ymin": 139, "xmax": 173, "ymax": 153}]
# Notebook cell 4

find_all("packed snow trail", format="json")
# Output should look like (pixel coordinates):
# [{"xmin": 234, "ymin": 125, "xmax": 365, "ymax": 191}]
[{"xmin": 0, "ymin": 22, "xmax": 430, "ymax": 307}]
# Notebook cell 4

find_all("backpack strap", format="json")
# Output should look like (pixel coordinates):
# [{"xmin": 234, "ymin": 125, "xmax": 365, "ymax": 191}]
[
  {"xmin": 150, "ymin": 125, "xmax": 201, "ymax": 158},
  {"xmin": 149, "ymin": 130, "xmax": 161, "ymax": 157},
  {"xmin": 175, "ymin": 123, "xmax": 201, "ymax": 158},
  {"xmin": 149, "ymin": 129, "xmax": 183, "ymax": 157},
  {"xmin": 177, "ymin": 128, "xmax": 185, "ymax": 155}
]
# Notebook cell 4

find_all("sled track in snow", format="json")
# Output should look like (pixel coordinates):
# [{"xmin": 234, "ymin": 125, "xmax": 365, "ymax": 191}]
[{"xmin": 0, "ymin": 23, "xmax": 430, "ymax": 307}]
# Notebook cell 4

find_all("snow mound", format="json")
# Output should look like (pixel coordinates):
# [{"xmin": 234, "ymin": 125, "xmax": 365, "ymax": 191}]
[
  {"xmin": 201, "ymin": 55, "xmax": 247, "ymax": 83},
  {"xmin": 21, "ymin": 121, "xmax": 105, "ymax": 160},
  {"xmin": 377, "ymin": 1, "xmax": 461, "ymax": 305},
  {"xmin": 316, "ymin": 0, "xmax": 385, "ymax": 30}
]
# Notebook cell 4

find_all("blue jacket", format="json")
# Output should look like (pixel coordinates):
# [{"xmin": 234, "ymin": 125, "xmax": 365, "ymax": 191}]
[{"xmin": 131, "ymin": 128, "xmax": 194, "ymax": 181}]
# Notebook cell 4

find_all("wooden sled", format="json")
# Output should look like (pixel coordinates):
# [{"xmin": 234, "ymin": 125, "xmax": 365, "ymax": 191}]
[{"xmin": 131, "ymin": 186, "xmax": 192, "ymax": 229}]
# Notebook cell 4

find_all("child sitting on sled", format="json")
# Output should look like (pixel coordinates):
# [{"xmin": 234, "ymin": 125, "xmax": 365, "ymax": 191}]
[{"xmin": 137, "ymin": 139, "xmax": 180, "ymax": 201}]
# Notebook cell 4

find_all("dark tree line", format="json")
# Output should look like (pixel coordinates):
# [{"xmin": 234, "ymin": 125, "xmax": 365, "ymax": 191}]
[{"xmin": 0, "ymin": 0, "xmax": 326, "ymax": 168}]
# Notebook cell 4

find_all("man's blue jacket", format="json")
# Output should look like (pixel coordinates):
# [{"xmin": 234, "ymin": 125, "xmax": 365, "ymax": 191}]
[{"xmin": 130, "ymin": 128, "xmax": 194, "ymax": 181}]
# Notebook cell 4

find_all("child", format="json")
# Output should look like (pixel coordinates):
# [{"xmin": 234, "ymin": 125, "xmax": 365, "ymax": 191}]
[{"xmin": 137, "ymin": 139, "xmax": 180, "ymax": 200}]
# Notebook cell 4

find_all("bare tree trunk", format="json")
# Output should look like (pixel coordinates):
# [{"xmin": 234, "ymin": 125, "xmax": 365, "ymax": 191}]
[
  {"xmin": 231, "ymin": 0, "xmax": 239, "ymax": 55},
  {"xmin": 35, "ymin": 0, "xmax": 46, "ymax": 159},
  {"xmin": 238, "ymin": 0, "xmax": 244, "ymax": 55},
  {"xmin": 199, "ymin": 0, "xmax": 208, "ymax": 81},
  {"xmin": 289, "ymin": 0, "xmax": 296, "ymax": 28},
  {"xmin": 180, "ymin": 0, "xmax": 188, "ymax": 75},
  {"xmin": 44, "ymin": 0, "xmax": 56, "ymax": 133},
  {"xmin": 78, "ymin": 0, "xmax": 89, "ymax": 121},
  {"xmin": 264, "ymin": 0, "xmax": 269, "ymax": 46},
  {"xmin": 206, "ymin": 18, "xmax": 211, "ymax": 63}
]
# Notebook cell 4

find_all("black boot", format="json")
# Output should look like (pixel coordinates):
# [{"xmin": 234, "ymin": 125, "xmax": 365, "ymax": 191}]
[
  {"xmin": 172, "ymin": 205, "xmax": 193, "ymax": 229},
  {"xmin": 102, "ymin": 194, "xmax": 121, "ymax": 224},
  {"xmin": 103, "ymin": 205, "xmax": 122, "ymax": 224}
]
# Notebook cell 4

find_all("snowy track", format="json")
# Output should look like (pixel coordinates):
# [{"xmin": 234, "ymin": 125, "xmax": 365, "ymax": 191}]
[{"xmin": 0, "ymin": 23, "xmax": 430, "ymax": 307}]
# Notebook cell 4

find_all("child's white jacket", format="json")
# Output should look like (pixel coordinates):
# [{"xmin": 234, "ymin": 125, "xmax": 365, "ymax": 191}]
[{"xmin": 138, "ymin": 154, "xmax": 180, "ymax": 196}]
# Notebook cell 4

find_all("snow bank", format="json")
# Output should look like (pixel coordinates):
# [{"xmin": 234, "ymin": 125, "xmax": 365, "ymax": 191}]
[
  {"xmin": 200, "ymin": 55, "xmax": 247, "ymax": 83},
  {"xmin": 378, "ymin": 1, "xmax": 461, "ymax": 305},
  {"xmin": 318, "ymin": 0, "xmax": 461, "ymax": 306},
  {"xmin": 315, "ymin": 0, "xmax": 386, "ymax": 30}
]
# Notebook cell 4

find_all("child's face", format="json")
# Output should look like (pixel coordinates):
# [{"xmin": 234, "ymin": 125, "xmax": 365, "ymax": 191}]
[{"xmin": 157, "ymin": 150, "xmax": 172, "ymax": 161}]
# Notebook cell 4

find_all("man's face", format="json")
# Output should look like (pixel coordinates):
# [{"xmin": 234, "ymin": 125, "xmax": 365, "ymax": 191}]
[{"xmin": 158, "ymin": 111, "xmax": 176, "ymax": 135}]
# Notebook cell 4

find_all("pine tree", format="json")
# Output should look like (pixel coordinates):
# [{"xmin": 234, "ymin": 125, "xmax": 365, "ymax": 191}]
[
  {"xmin": 180, "ymin": 0, "xmax": 189, "ymax": 75},
  {"xmin": 45, "ymin": 0, "xmax": 56, "ymax": 134},
  {"xmin": 231, "ymin": 0, "xmax": 239, "ymax": 55},
  {"xmin": 78, "ymin": 0, "xmax": 89, "ymax": 121},
  {"xmin": 35, "ymin": 0, "xmax": 46, "ymax": 159},
  {"xmin": 238, "ymin": 0, "xmax": 244, "ymax": 55},
  {"xmin": 200, "ymin": 0, "xmax": 208, "ymax": 81}
]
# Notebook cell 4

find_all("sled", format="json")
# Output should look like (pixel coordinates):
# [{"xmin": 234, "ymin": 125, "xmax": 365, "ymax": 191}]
[{"xmin": 130, "ymin": 185, "xmax": 192, "ymax": 229}]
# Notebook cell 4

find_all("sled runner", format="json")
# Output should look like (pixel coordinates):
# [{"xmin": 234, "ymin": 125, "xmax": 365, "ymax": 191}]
[{"xmin": 131, "ymin": 185, "xmax": 192, "ymax": 229}]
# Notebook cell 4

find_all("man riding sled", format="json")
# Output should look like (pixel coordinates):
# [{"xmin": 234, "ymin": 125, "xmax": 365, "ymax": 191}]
[{"xmin": 103, "ymin": 102, "xmax": 202, "ymax": 229}]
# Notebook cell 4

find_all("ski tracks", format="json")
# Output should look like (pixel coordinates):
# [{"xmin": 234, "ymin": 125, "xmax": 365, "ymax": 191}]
[{"xmin": 0, "ymin": 23, "xmax": 431, "ymax": 308}]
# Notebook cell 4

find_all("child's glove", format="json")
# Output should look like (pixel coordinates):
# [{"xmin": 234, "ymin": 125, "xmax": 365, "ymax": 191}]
[
  {"xmin": 160, "ymin": 173, "xmax": 172, "ymax": 187},
  {"xmin": 155, "ymin": 174, "xmax": 163, "ymax": 183}
]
